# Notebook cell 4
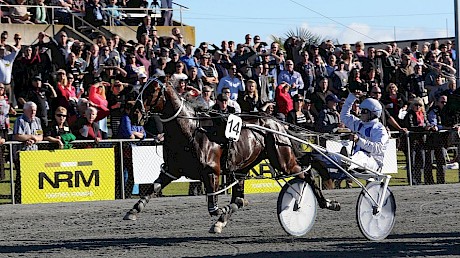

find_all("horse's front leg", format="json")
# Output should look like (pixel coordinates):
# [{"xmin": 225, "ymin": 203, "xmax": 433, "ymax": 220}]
[
  {"xmin": 231, "ymin": 178, "xmax": 249, "ymax": 208},
  {"xmin": 123, "ymin": 165, "xmax": 174, "ymax": 220}
]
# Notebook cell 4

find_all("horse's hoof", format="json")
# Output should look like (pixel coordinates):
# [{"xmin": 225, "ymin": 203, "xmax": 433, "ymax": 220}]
[
  {"xmin": 123, "ymin": 212, "xmax": 138, "ymax": 221},
  {"xmin": 235, "ymin": 197, "xmax": 249, "ymax": 208},
  {"xmin": 325, "ymin": 199, "xmax": 341, "ymax": 211},
  {"xmin": 209, "ymin": 221, "xmax": 225, "ymax": 234}
]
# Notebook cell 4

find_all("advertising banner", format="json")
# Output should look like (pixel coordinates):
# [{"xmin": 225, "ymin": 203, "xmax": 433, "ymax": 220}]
[{"xmin": 20, "ymin": 148, "xmax": 115, "ymax": 204}]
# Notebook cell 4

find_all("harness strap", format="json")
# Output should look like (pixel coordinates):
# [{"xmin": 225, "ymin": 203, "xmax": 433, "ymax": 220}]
[{"xmin": 159, "ymin": 97, "xmax": 185, "ymax": 123}]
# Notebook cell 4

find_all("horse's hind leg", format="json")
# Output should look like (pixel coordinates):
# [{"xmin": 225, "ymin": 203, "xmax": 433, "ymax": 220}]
[{"xmin": 123, "ymin": 166, "xmax": 174, "ymax": 220}]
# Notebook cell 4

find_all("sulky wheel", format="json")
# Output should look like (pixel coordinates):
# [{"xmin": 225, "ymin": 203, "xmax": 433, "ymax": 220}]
[
  {"xmin": 277, "ymin": 178, "xmax": 317, "ymax": 237},
  {"xmin": 356, "ymin": 182, "xmax": 396, "ymax": 241}
]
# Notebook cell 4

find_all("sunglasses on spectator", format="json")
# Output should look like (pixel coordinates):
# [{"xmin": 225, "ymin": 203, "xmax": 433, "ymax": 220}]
[
  {"xmin": 0, "ymin": 87, "xmax": 4, "ymax": 89},
  {"xmin": 223, "ymin": 91, "xmax": 231, "ymax": 94},
  {"xmin": 68, "ymin": 77, "xmax": 74, "ymax": 79},
  {"xmin": 15, "ymin": 38, "xmax": 21, "ymax": 40},
  {"xmin": 371, "ymin": 91, "xmax": 382, "ymax": 94},
  {"xmin": 56, "ymin": 114, "xmax": 67, "ymax": 117},
  {"xmin": 414, "ymin": 103, "xmax": 422, "ymax": 107}
]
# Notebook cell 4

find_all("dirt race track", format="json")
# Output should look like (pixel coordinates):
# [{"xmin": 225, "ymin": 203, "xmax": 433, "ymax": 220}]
[{"xmin": 1, "ymin": 184, "xmax": 460, "ymax": 258}]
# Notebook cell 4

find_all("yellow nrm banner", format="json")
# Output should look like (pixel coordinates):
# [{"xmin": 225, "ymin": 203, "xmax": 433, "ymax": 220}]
[{"xmin": 20, "ymin": 148, "xmax": 115, "ymax": 204}]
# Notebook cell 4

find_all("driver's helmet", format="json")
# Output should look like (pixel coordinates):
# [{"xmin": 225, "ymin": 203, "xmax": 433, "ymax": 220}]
[{"xmin": 360, "ymin": 98, "xmax": 382, "ymax": 118}]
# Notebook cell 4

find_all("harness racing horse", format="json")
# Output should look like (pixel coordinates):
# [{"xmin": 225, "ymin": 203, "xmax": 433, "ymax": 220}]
[{"xmin": 123, "ymin": 78, "xmax": 340, "ymax": 233}]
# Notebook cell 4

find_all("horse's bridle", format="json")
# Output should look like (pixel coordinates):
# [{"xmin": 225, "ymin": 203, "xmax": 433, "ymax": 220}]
[{"xmin": 135, "ymin": 77, "xmax": 185, "ymax": 123}]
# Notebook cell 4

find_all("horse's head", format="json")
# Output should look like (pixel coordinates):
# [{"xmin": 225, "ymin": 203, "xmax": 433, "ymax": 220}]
[{"xmin": 135, "ymin": 77, "xmax": 168, "ymax": 125}]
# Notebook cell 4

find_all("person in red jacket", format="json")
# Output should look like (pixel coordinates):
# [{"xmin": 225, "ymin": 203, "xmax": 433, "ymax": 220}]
[{"xmin": 275, "ymin": 82, "xmax": 292, "ymax": 121}]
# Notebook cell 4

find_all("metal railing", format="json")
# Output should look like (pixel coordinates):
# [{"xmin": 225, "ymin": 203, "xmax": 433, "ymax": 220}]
[{"xmin": 0, "ymin": 3, "xmax": 189, "ymax": 28}]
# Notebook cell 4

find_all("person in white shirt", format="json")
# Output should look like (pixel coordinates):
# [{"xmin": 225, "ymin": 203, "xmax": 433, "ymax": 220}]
[{"xmin": 340, "ymin": 92, "xmax": 389, "ymax": 171}]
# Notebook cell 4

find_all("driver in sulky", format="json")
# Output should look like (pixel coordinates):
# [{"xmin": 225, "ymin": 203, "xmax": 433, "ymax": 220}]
[{"xmin": 340, "ymin": 91, "xmax": 389, "ymax": 172}]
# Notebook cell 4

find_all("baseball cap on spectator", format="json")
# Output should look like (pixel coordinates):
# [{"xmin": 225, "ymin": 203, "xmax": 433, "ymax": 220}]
[
  {"xmin": 151, "ymin": 26, "xmax": 157, "ymax": 31},
  {"xmin": 138, "ymin": 73, "xmax": 147, "ymax": 79},
  {"xmin": 32, "ymin": 75, "xmax": 42, "ymax": 81},
  {"xmin": 217, "ymin": 93, "xmax": 228, "ymax": 102},
  {"xmin": 94, "ymin": 77, "xmax": 103, "ymax": 83},
  {"xmin": 57, "ymin": 69, "xmax": 66, "ymax": 75},
  {"xmin": 439, "ymin": 44, "xmax": 447, "ymax": 49},
  {"xmin": 161, "ymin": 47, "xmax": 170, "ymax": 52},
  {"xmin": 0, "ymin": 46, "xmax": 5, "ymax": 50},
  {"xmin": 304, "ymin": 98, "xmax": 311, "ymax": 104},
  {"xmin": 325, "ymin": 94, "xmax": 341, "ymax": 103}
]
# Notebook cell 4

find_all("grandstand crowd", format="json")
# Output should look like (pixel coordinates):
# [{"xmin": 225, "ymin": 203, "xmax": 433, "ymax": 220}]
[{"xmin": 0, "ymin": 3, "xmax": 459, "ymax": 185}]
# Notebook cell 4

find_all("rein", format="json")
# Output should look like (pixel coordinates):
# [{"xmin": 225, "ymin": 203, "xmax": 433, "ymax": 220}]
[{"xmin": 159, "ymin": 97, "xmax": 184, "ymax": 123}]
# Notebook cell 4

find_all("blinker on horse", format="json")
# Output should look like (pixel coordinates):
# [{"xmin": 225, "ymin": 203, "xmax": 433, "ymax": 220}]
[{"xmin": 123, "ymin": 77, "xmax": 338, "ymax": 233}]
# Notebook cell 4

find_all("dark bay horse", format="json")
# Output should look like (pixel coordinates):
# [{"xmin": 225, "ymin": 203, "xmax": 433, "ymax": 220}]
[{"xmin": 123, "ymin": 78, "xmax": 337, "ymax": 233}]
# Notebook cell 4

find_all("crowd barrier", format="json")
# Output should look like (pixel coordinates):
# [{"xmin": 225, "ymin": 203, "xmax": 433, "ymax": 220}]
[{"xmin": 0, "ymin": 131, "xmax": 459, "ymax": 205}]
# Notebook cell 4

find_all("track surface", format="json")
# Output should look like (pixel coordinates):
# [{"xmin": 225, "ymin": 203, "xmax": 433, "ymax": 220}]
[{"xmin": 1, "ymin": 184, "xmax": 459, "ymax": 257}]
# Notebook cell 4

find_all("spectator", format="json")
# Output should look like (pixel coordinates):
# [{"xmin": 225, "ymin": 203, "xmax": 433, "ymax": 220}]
[
  {"xmin": 169, "ymin": 62, "xmax": 188, "ymax": 88},
  {"xmin": 0, "ymin": 82, "xmax": 16, "ymax": 137},
  {"xmin": 106, "ymin": 0, "xmax": 124, "ymax": 26},
  {"xmin": 186, "ymin": 66, "xmax": 203, "ymax": 91},
  {"xmin": 212, "ymin": 93, "xmax": 235, "ymax": 114},
  {"xmin": 8, "ymin": 0, "xmax": 33, "ymax": 24},
  {"xmin": 394, "ymin": 54, "xmax": 414, "ymax": 96},
  {"xmin": 33, "ymin": 0, "xmax": 47, "ymax": 24},
  {"xmin": 251, "ymin": 62, "xmax": 273, "ymax": 105},
  {"xmin": 50, "ymin": 0, "xmax": 72, "ymax": 24},
  {"xmin": 238, "ymin": 79, "xmax": 259, "ymax": 112},
  {"xmin": 118, "ymin": 102, "xmax": 146, "ymax": 197},
  {"xmin": 409, "ymin": 64, "xmax": 427, "ymax": 101},
  {"xmin": 106, "ymin": 80, "xmax": 135, "ymax": 136},
  {"xmin": 176, "ymin": 78, "xmax": 200, "ymax": 99},
  {"xmin": 135, "ymin": 44, "xmax": 150, "ymax": 77},
  {"xmin": 0, "ymin": 44, "xmax": 19, "ymax": 108},
  {"xmin": 274, "ymin": 82, "xmax": 292, "ymax": 119},
  {"xmin": 221, "ymin": 87, "xmax": 241, "ymax": 113},
  {"xmin": 212, "ymin": 50, "xmax": 229, "ymax": 80},
  {"xmin": 161, "ymin": 0, "xmax": 173, "ymax": 26},
  {"xmin": 74, "ymin": 106, "xmax": 101, "ymax": 143},
  {"xmin": 216, "ymin": 64, "xmax": 244, "ymax": 101},
  {"xmin": 180, "ymin": 44, "xmax": 198, "ymax": 70},
  {"xmin": 403, "ymin": 97, "xmax": 429, "ymax": 185},
  {"xmin": 315, "ymin": 94, "xmax": 344, "ymax": 133},
  {"xmin": 348, "ymin": 68, "xmax": 368, "ymax": 94},
  {"xmin": 278, "ymin": 59, "xmax": 304, "ymax": 97},
  {"xmin": 330, "ymin": 61, "xmax": 349, "ymax": 99},
  {"xmin": 173, "ymin": 33, "xmax": 186, "ymax": 56},
  {"xmin": 124, "ymin": 53, "xmax": 141, "ymax": 85},
  {"xmin": 136, "ymin": 16, "xmax": 156, "ymax": 43},
  {"xmin": 88, "ymin": 81, "xmax": 110, "ymax": 139},
  {"xmin": 425, "ymin": 94, "xmax": 449, "ymax": 184},
  {"xmin": 196, "ymin": 85, "xmax": 215, "ymax": 110},
  {"xmin": 287, "ymin": 94, "xmax": 315, "ymax": 131},
  {"xmin": 18, "ymin": 74, "xmax": 57, "ymax": 128},
  {"xmin": 13, "ymin": 101, "xmax": 43, "ymax": 203},
  {"xmin": 55, "ymin": 71, "xmax": 82, "ymax": 118},
  {"xmin": 197, "ymin": 53, "xmax": 219, "ymax": 90},
  {"xmin": 310, "ymin": 77, "xmax": 333, "ymax": 117},
  {"xmin": 44, "ymin": 106, "xmax": 75, "ymax": 149},
  {"xmin": 381, "ymin": 83, "xmax": 407, "ymax": 125},
  {"xmin": 85, "ymin": 0, "xmax": 108, "ymax": 27}
]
